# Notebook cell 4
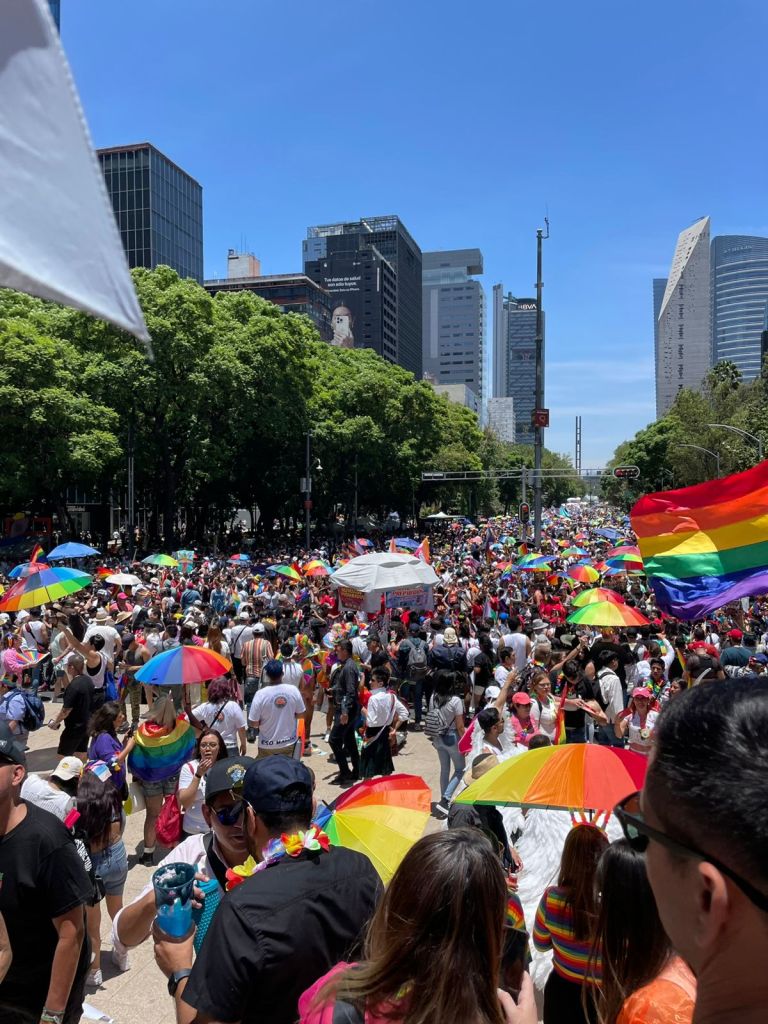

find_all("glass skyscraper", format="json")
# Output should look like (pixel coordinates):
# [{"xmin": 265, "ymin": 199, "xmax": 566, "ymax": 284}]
[
  {"xmin": 711, "ymin": 235, "xmax": 768, "ymax": 380},
  {"xmin": 97, "ymin": 144, "xmax": 203, "ymax": 283},
  {"xmin": 422, "ymin": 249, "xmax": 486, "ymax": 411},
  {"xmin": 492, "ymin": 290, "xmax": 539, "ymax": 445}
]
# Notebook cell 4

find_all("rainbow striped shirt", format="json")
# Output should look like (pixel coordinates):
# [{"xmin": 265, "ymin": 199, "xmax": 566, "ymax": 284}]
[{"xmin": 533, "ymin": 886, "xmax": 601, "ymax": 984}]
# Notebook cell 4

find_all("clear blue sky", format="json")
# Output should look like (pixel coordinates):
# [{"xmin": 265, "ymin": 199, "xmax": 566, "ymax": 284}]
[{"xmin": 63, "ymin": 0, "xmax": 768, "ymax": 467}]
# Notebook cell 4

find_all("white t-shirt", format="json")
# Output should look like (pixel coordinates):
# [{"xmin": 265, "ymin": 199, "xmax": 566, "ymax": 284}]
[
  {"xmin": 193, "ymin": 700, "xmax": 246, "ymax": 750},
  {"xmin": 21, "ymin": 774, "xmax": 74, "ymax": 821},
  {"xmin": 598, "ymin": 668, "xmax": 625, "ymax": 723},
  {"xmin": 84, "ymin": 624, "xmax": 121, "ymax": 660},
  {"xmin": 429, "ymin": 694, "xmax": 464, "ymax": 732},
  {"xmin": 365, "ymin": 689, "xmax": 408, "ymax": 728},
  {"xmin": 178, "ymin": 758, "xmax": 208, "ymax": 834},
  {"xmin": 248, "ymin": 683, "xmax": 305, "ymax": 749},
  {"xmin": 20, "ymin": 619, "xmax": 45, "ymax": 653},
  {"xmin": 280, "ymin": 661, "xmax": 304, "ymax": 688},
  {"xmin": 504, "ymin": 632, "xmax": 529, "ymax": 671}
]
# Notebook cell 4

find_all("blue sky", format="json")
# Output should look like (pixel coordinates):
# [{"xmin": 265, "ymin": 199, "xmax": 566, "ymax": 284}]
[{"xmin": 63, "ymin": 0, "xmax": 768, "ymax": 466}]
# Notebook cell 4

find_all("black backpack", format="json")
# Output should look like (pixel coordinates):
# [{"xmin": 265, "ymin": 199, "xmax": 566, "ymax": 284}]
[{"xmin": 1, "ymin": 691, "xmax": 45, "ymax": 732}]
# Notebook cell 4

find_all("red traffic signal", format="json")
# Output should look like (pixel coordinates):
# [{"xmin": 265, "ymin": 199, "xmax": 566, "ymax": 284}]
[
  {"xmin": 613, "ymin": 466, "xmax": 640, "ymax": 479},
  {"xmin": 519, "ymin": 502, "xmax": 530, "ymax": 523}
]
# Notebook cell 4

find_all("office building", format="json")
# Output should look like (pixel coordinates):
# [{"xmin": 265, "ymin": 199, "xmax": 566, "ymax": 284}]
[
  {"xmin": 48, "ymin": 0, "xmax": 60, "ymax": 30},
  {"xmin": 422, "ymin": 249, "xmax": 486, "ymax": 408},
  {"xmin": 431, "ymin": 382, "xmax": 480, "ymax": 416},
  {"xmin": 492, "ymin": 290, "xmax": 539, "ymax": 445},
  {"xmin": 652, "ymin": 277, "xmax": 667, "ymax": 387},
  {"xmin": 303, "ymin": 216, "xmax": 423, "ymax": 376},
  {"xmin": 711, "ymin": 235, "xmax": 768, "ymax": 380},
  {"xmin": 487, "ymin": 397, "xmax": 516, "ymax": 444},
  {"xmin": 656, "ymin": 217, "xmax": 711, "ymax": 417},
  {"xmin": 226, "ymin": 249, "xmax": 261, "ymax": 279},
  {"xmin": 204, "ymin": 271, "xmax": 333, "ymax": 341},
  {"xmin": 97, "ymin": 143, "xmax": 203, "ymax": 282}
]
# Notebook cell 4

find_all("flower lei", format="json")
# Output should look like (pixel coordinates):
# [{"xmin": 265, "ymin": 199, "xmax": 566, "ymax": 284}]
[{"xmin": 225, "ymin": 825, "xmax": 331, "ymax": 891}]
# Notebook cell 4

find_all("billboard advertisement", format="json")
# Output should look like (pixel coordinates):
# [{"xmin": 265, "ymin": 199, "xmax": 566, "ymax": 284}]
[{"xmin": 305, "ymin": 254, "xmax": 380, "ymax": 351}]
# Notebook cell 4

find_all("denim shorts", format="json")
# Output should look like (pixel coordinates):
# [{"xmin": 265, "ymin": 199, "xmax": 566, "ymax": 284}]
[
  {"xmin": 139, "ymin": 773, "xmax": 180, "ymax": 798},
  {"xmin": 91, "ymin": 839, "xmax": 128, "ymax": 896}
]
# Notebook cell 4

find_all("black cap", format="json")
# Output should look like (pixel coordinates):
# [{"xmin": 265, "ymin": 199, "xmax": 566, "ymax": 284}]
[
  {"xmin": 204, "ymin": 755, "xmax": 256, "ymax": 803},
  {"xmin": 0, "ymin": 722, "xmax": 26, "ymax": 766},
  {"xmin": 242, "ymin": 757, "xmax": 313, "ymax": 816}
]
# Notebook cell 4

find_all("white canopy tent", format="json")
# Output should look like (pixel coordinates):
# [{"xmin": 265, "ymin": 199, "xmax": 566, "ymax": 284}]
[
  {"xmin": 331, "ymin": 552, "xmax": 439, "ymax": 613},
  {"xmin": 0, "ymin": 0, "xmax": 150, "ymax": 346}
]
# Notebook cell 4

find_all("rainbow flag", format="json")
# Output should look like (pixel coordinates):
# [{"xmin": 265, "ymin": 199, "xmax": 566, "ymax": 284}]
[
  {"xmin": 552, "ymin": 683, "xmax": 569, "ymax": 745},
  {"xmin": 632, "ymin": 462, "xmax": 768, "ymax": 619},
  {"xmin": 127, "ymin": 718, "xmax": 196, "ymax": 783},
  {"xmin": 30, "ymin": 544, "xmax": 45, "ymax": 563}
]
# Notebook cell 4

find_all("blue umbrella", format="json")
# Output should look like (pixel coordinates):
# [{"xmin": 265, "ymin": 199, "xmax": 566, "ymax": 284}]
[
  {"xmin": 395, "ymin": 538, "xmax": 419, "ymax": 550},
  {"xmin": 46, "ymin": 542, "xmax": 100, "ymax": 560}
]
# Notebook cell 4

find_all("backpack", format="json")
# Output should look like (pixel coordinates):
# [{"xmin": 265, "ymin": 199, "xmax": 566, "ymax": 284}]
[
  {"xmin": 406, "ymin": 639, "xmax": 428, "ymax": 679},
  {"xmin": 424, "ymin": 698, "xmax": 452, "ymax": 740},
  {"xmin": 1, "ymin": 691, "xmax": 45, "ymax": 732}
]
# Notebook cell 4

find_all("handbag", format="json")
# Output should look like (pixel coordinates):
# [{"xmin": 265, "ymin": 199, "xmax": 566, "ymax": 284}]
[
  {"xmin": 126, "ymin": 778, "xmax": 146, "ymax": 814},
  {"xmin": 155, "ymin": 792, "xmax": 182, "ymax": 846},
  {"xmin": 105, "ymin": 670, "xmax": 119, "ymax": 702}
]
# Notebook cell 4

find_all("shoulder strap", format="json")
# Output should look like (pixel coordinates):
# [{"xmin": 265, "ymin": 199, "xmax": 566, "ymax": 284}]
[{"xmin": 209, "ymin": 702, "xmax": 227, "ymax": 728}]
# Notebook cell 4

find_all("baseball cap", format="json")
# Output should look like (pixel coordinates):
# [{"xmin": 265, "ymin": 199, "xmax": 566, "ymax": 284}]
[
  {"xmin": 51, "ymin": 756, "xmax": 84, "ymax": 782},
  {"xmin": 264, "ymin": 659, "xmax": 284, "ymax": 679},
  {"xmin": 204, "ymin": 755, "xmax": 256, "ymax": 803},
  {"xmin": 253, "ymin": 622, "xmax": 266, "ymax": 635},
  {"xmin": 632, "ymin": 687, "xmax": 652, "ymax": 699},
  {"xmin": 242, "ymin": 757, "xmax": 313, "ymax": 817},
  {"xmin": 751, "ymin": 652, "xmax": 768, "ymax": 665},
  {"xmin": 0, "ymin": 722, "xmax": 26, "ymax": 766},
  {"xmin": 484, "ymin": 685, "xmax": 501, "ymax": 701},
  {"xmin": 512, "ymin": 691, "xmax": 532, "ymax": 705},
  {"xmin": 727, "ymin": 628, "xmax": 743, "ymax": 640}
]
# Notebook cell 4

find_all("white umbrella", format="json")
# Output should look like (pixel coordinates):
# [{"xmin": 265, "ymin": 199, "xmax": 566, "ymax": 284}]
[
  {"xmin": 425, "ymin": 511, "xmax": 451, "ymax": 520},
  {"xmin": 105, "ymin": 573, "xmax": 142, "ymax": 587},
  {"xmin": 330, "ymin": 553, "xmax": 439, "ymax": 593}
]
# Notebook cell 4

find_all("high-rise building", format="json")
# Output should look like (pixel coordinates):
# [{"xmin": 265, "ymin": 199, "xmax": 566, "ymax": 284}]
[
  {"xmin": 492, "ymin": 291, "xmax": 539, "ymax": 445},
  {"xmin": 303, "ymin": 216, "xmax": 422, "ymax": 377},
  {"xmin": 97, "ymin": 143, "xmax": 203, "ymax": 283},
  {"xmin": 652, "ymin": 278, "xmax": 667, "ymax": 398},
  {"xmin": 422, "ymin": 249, "xmax": 485, "ymax": 408},
  {"xmin": 656, "ymin": 216, "xmax": 711, "ymax": 417},
  {"xmin": 487, "ymin": 397, "xmax": 516, "ymax": 444},
  {"xmin": 711, "ymin": 235, "xmax": 768, "ymax": 380},
  {"xmin": 431, "ymin": 382, "xmax": 480, "ymax": 416},
  {"xmin": 204, "ymin": 270, "xmax": 333, "ymax": 341},
  {"xmin": 48, "ymin": 0, "xmax": 60, "ymax": 30},
  {"xmin": 226, "ymin": 249, "xmax": 261, "ymax": 279}
]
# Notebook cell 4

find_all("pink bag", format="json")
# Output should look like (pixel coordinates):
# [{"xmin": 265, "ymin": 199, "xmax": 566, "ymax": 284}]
[{"xmin": 155, "ymin": 793, "xmax": 182, "ymax": 846}]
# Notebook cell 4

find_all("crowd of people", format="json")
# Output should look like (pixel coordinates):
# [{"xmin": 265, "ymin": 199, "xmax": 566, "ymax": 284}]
[{"xmin": 0, "ymin": 504, "xmax": 765, "ymax": 1024}]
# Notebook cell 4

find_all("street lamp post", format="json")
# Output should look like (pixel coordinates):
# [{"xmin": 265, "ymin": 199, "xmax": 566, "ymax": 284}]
[
  {"xmin": 706, "ymin": 423, "xmax": 763, "ymax": 462},
  {"xmin": 678, "ymin": 443, "xmax": 720, "ymax": 479}
]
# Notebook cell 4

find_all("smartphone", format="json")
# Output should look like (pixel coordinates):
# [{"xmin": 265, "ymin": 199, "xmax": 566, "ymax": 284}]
[{"xmin": 499, "ymin": 926, "xmax": 530, "ymax": 998}]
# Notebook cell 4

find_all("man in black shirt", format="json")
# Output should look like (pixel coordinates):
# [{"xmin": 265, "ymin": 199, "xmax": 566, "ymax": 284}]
[
  {"xmin": 47, "ymin": 655, "xmax": 94, "ymax": 758},
  {"xmin": 0, "ymin": 722, "xmax": 92, "ymax": 1024},
  {"xmin": 154, "ymin": 756, "xmax": 382, "ymax": 1024},
  {"xmin": 329, "ymin": 639, "xmax": 361, "ymax": 783}
]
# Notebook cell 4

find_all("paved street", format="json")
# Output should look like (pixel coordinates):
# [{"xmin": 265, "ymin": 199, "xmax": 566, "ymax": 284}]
[{"xmin": 25, "ymin": 720, "xmax": 444, "ymax": 1024}]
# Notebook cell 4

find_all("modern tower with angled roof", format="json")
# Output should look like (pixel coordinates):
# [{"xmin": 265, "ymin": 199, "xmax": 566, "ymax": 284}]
[{"xmin": 655, "ymin": 216, "xmax": 711, "ymax": 417}]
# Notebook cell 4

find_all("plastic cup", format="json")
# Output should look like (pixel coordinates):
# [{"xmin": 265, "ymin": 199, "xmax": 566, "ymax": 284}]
[
  {"xmin": 152, "ymin": 863, "xmax": 197, "ymax": 937},
  {"xmin": 191, "ymin": 877, "xmax": 222, "ymax": 953}
]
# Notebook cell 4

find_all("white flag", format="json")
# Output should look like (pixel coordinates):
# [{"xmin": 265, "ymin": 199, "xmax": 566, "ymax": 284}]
[{"xmin": 0, "ymin": 0, "xmax": 150, "ymax": 345}]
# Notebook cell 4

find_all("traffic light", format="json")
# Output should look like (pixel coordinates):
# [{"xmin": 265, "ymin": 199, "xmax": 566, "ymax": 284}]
[
  {"xmin": 613, "ymin": 466, "xmax": 640, "ymax": 480},
  {"xmin": 519, "ymin": 502, "xmax": 530, "ymax": 524}
]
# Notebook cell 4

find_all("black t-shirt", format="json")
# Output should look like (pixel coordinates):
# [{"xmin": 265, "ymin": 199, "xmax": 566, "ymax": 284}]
[
  {"xmin": 549, "ymin": 670, "xmax": 594, "ymax": 729},
  {"xmin": 0, "ymin": 802, "xmax": 92, "ymax": 1017},
  {"xmin": 184, "ymin": 846, "xmax": 382, "ymax": 1024},
  {"xmin": 62, "ymin": 674, "xmax": 94, "ymax": 732},
  {"xmin": 588, "ymin": 640, "xmax": 631, "ymax": 686}
]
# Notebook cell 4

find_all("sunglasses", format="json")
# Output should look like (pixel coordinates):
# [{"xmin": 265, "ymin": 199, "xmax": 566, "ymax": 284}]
[
  {"xmin": 212, "ymin": 800, "xmax": 245, "ymax": 827},
  {"xmin": 615, "ymin": 791, "xmax": 768, "ymax": 913}
]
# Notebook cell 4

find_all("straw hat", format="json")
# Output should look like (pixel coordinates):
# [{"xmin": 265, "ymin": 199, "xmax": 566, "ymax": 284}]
[{"xmin": 462, "ymin": 751, "xmax": 499, "ymax": 790}]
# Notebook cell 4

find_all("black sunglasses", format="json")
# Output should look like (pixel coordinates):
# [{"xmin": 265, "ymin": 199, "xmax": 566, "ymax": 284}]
[
  {"xmin": 615, "ymin": 791, "xmax": 768, "ymax": 913},
  {"xmin": 212, "ymin": 800, "xmax": 245, "ymax": 827}
]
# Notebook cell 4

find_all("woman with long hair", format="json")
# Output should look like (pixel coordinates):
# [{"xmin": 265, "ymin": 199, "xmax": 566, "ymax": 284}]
[
  {"xmin": 77, "ymin": 765, "xmax": 130, "ymax": 986},
  {"xmin": 177, "ymin": 728, "xmax": 228, "ymax": 837},
  {"xmin": 299, "ymin": 828, "xmax": 533, "ymax": 1024},
  {"xmin": 189, "ymin": 676, "xmax": 246, "ymax": 757},
  {"xmin": 204, "ymin": 623, "xmax": 230, "ymax": 658},
  {"xmin": 529, "ymin": 671, "xmax": 559, "ymax": 742},
  {"xmin": 589, "ymin": 841, "xmax": 695, "ymax": 1024},
  {"xmin": 88, "ymin": 701, "xmax": 133, "ymax": 797},
  {"xmin": 533, "ymin": 823, "xmax": 608, "ymax": 1023},
  {"xmin": 427, "ymin": 670, "xmax": 466, "ymax": 816},
  {"xmin": 614, "ymin": 687, "xmax": 659, "ymax": 755}
]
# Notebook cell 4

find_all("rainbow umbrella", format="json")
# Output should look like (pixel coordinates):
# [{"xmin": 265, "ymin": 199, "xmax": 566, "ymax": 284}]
[
  {"xmin": 455, "ymin": 744, "xmax": 647, "ymax": 813},
  {"xmin": 567, "ymin": 601, "xmax": 649, "ymax": 628},
  {"xmin": 605, "ymin": 554, "xmax": 644, "ymax": 572},
  {"xmin": 567, "ymin": 564, "xmax": 600, "ymax": 585},
  {"xmin": 313, "ymin": 774, "xmax": 431, "ymax": 882},
  {"xmin": 270, "ymin": 565, "xmax": 301, "ymax": 582},
  {"xmin": 134, "ymin": 646, "xmax": 232, "ymax": 686},
  {"xmin": 142, "ymin": 554, "xmax": 179, "ymax": 567},
  {"xmin": 16, "ymin": 647, "xmax": 49, "ymax": 667},
  {"xmin": 571, "ymin": 588, "xmax": 624, "ymax": 608},
  {"xmin": 228, "ymin": 553, "xmax": 251, "ymax": 564},
  {"xmin": 304, "ymin": 559, "xmax": 331, "ymax": 577},
  {"xmin": 0, "ymin": 567, "xmax": 92, "ymax": 611},
  {"xmin": 518, "ymin": 562, "xmax": 552, "ymax": 572},
  {"xmin": 8, "ymin": 561, "xmax": 51, "ymax": 579},
  {"xmin": 562, "ymin": 546, "xmax": 588, "ymax": 557},
  {"xmin": 606, "ymin": 545, "xmax": 640, "ymax": 559}
]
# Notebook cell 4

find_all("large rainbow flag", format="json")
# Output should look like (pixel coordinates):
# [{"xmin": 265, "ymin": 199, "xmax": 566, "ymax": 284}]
[
  {"xmin": 128, "ymin": 718, "xmax": 196, "ymax": 783},
  {"xmin": 632, "ymin": 461, "xmax": 768, "ymax": 619}
]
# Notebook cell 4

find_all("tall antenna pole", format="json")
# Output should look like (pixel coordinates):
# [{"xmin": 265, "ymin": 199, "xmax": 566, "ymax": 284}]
[
  {"xmin": 575, "ymin": 415, "xmax": 582, "ymax": 476},
  {"xmin": 533, "ymin": 218, "xmax": 549, "ymax": 547}
]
